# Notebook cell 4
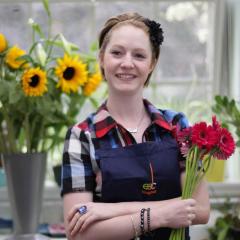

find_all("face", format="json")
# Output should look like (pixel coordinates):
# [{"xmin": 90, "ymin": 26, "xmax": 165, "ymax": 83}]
[{"xmin": 99, "ymin": 24, "xmax": 155, "ymax": 95}]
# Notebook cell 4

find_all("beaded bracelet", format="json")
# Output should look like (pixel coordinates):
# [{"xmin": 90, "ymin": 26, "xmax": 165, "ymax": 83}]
[
  {"xmin": 146, "ymin": 208, "xmax": 151, "ymax": 233},
  {"xmin": 140, "ymin": 208, "xmax": 146, "ymax": 235}
]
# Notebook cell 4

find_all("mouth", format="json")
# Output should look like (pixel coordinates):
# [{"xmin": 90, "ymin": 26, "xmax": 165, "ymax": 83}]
[{"xmin": 115, "ymin": 73, "xmax": 136, "ymax": 80}]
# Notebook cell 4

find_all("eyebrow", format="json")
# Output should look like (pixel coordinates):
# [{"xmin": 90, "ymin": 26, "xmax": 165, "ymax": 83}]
[{"xmin": 110, "ymin": 44, "xmax": 147, "ymax": 52}]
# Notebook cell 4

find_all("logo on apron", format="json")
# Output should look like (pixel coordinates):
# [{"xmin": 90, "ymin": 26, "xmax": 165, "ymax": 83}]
[{"xmin": 142, "ymin": 162, "xmax": 157, "ymax": 195}]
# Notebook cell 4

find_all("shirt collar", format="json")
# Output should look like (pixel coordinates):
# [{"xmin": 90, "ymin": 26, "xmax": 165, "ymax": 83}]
[{"xmin": 94, "ymin": 99, "xmax": 172, "ymax": 138}]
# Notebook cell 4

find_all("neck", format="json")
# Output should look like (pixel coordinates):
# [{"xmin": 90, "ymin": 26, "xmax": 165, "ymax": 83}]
[{"xmin": 107, "ymin": 92, "xmax": 145, "ymax": 121}]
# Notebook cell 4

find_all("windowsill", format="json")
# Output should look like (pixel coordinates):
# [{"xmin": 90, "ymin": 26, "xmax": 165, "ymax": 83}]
[{"xmin": 0, "ymin": 182, "xmax": 239, "ymax": 222}]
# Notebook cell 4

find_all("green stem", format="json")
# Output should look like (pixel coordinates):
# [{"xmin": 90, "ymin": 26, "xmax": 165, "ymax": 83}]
[
  {"xmin": 46, "ymin": 34, "xmax": 60, "ymax": 62},
  {"xmin": 23, "ymin": 113, "xmax": 31, "ymax": 152},
  {"xmin": 0, "ymin": 126, "xmax": 7, "ymax": 153},
  {"xmin": 0, "ymin": 57, "xmax": 5, "ymax": 79},
  {"xmin": 188, "ymin": 147, "xmax": 199, "ymax": 197},
  {"xmin": 39, "ymin": 122, "xmax": 46, "ymax": 152},
  {"xmin": 2, "ymin": 106, "xmax": 17, "ymax": 152}
]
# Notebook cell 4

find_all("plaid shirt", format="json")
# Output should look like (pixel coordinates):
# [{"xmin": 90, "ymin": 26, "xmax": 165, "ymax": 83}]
[{"xmin": 61, "ymin": 99, "xmax": 189, "ymax": 197}]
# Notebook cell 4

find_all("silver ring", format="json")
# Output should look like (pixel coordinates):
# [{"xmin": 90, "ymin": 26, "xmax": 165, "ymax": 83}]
[{"xmin": 78, "ymin": 205, "xmax": 87, "ymax": 215}]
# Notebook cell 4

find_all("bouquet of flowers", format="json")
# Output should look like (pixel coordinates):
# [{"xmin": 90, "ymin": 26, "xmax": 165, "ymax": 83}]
[
  {"xmin": 169, "ymin": 116, "xmax": 236, "ymax": 240},
  {"xmin": 0, "ymin": 1, "xmax": 102, "ymax": 154}
]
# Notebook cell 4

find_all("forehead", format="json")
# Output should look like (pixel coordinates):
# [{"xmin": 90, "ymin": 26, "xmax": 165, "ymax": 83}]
[{"xmin": 107, "ymin": 24, "xmax": 151, "ymax": 50}]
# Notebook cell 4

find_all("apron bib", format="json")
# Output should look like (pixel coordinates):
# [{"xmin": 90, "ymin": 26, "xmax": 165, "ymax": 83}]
[{"xmin": 96, "ymin": 133, "xmax": 190, "ymax": 240}]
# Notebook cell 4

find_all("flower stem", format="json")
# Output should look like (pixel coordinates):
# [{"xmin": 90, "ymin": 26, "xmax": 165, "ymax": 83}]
[
  {"xmin": 1, "ymin": 107, "xmax": 17, "ymax": 153},
  {"xmin": 0, "ymin": 127, "xmax": 8, "ymax": 153},
  {"xmin": 23, "ymin": 113, "xmax": 31, "ymax": 152}
]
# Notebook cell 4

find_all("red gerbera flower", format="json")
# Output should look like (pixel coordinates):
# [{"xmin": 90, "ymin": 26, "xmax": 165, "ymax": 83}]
[
  {"xmin": 214, "ymin": 128, "xmax": 235, "ymax": 160},
  {"xmin": 177, "ymin": 127, "xmax": 192, "ymax": 143},
  {"xmin": 176, "ymin": 127, "xmax": 192, "ymax": 156},
  {"xmin": 212, "ymin": 115, "xmax": 221, "ymax": 130},
  {"xmin": 191, "ymin": 122, "xmax": 217, "ymax": 150}
]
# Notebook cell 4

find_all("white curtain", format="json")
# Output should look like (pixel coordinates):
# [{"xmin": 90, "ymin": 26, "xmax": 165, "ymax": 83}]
[
  {"xmin": 213, "ymin": 0, "xmax": 240, "ymax": 98},
  {"xmin": 213, "ymin": 0, "xmax": 240, "ymax": 181}
]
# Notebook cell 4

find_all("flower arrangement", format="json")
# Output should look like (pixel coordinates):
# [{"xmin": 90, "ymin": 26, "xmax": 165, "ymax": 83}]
[
  {"xmin": 169, "ymin": 116, "xmax": 236, "ymax": 240},
  {"xmin": 0, "ymin": 1, "xmax": 102, "ymax": 154}
]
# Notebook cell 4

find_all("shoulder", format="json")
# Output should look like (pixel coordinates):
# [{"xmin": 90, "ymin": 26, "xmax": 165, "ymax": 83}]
[
  {"xmin": 160, "ymin": 109, "xmax": 189, "ymax": 129},
  {"xmin": 64, "ymin": 111, "xmax": 97, "ymax": 144}
]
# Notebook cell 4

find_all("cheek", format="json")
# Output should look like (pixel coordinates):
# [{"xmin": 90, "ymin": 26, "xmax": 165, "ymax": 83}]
[{"xmin": 139, "ymin": 63, "xmax": 153, "ymax": 75}]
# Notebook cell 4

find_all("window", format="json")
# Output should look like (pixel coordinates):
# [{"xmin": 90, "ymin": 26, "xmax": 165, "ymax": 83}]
[{"xmin": 2, "ymin": 0, "xmax": 239, "ymax": 182}]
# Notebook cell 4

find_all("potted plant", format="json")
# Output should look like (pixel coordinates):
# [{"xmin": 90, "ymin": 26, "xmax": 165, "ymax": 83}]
[
  {"xmin": 208, "ymin": 95, "xmax": 240, "ymax": 239},
  {"xmin": 0, "ymin": 0, "xmax": 102, "ymax": 238},
  {"xmin": 212, "ymin": 95, "xmax": 240, "ymax": 147},
  {"xmin": 208, "ymin": 198, "xmax": 240, "ymax": 240}
]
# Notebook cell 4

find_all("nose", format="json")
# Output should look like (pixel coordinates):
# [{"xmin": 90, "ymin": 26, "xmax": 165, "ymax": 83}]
[{"xmin": 120, "ymin": 54, "xmax": 134, "ymax": 69}]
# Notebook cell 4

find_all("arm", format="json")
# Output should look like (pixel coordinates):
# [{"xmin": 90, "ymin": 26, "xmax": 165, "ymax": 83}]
[{"xmin": 64, "ymin": 192, "xmax": 197, "ymax": 240}]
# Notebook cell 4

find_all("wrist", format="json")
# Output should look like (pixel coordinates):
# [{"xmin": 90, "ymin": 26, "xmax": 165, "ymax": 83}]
[{"xmin": 151, "ymin": 208, "xmax": 168, "ymax": 228}]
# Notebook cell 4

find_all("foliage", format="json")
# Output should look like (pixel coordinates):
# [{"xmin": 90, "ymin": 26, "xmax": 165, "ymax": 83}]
[
  {"xmin": 208, "ymin": 198, "xmax": 240, "ymax": 240},
  {"xmin": 0, "ymin": 0, "xmax": 102, "ymax": 154},
  {"xmin": 212, "ymin": 95, "xmax": 240, "ymax": 148}
]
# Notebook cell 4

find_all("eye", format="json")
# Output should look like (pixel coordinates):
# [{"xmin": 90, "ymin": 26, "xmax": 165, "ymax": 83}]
[
  {"xmin": 134, "ymin": 53, "xmax": 146, "ymax": 59},
  {"xmin": 111, "ymin": 50, "xmax": 122, "ymax": 56}
]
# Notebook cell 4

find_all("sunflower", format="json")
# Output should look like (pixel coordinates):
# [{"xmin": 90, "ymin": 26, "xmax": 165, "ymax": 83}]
[
  {"xmin": 22, "ymin": 67, "xmax": 48, "ymax": 96},
  {"xmin": 5, "ymin": 45, "xmax": 27, "ymax": 69},
  {"xmin": 83, "ymin": 69, "xmax": 102, "ymax": 96},
  {"xmin": 55, "ymin": 54, "xmax": 88, "ymax": 94},
  {"xmin": 0, "ymin": 33, "xmax": 7, "ymax": 53}
]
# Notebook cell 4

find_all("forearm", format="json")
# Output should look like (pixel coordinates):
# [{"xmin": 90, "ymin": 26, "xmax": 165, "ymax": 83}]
[
  {"xmin": 191, "ymin": 179, "xmax": 210, "ymax": 225},
  {"xmin": 192, "ymin": 201, "xmax": 210, "ymax": 225},
  {"xmin": 65, "ymin": 199, "xmax": 175, "ymax": 239},
  {"xmin": 102, "ymin": 198, "xmax": 179, "ymax": 217},
  {"xmin": 69, "ymin": 211, "xmax": 161, "ymax": 240}
]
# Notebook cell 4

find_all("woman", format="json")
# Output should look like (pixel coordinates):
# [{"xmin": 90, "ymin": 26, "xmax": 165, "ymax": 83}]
[{"xmin": 61, "ymin": 12, "xmax": 210, "ymax": 240}]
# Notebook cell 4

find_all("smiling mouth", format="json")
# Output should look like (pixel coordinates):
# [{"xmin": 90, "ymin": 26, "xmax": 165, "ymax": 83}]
[{"xmin": 115, "ymin": 73, "xmax": 136, "ymax": 80}]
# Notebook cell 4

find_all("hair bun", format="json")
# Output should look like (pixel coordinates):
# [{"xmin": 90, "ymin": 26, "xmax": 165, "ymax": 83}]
[{"xmin": 144, "ymin": 19, "xmax": 164, "ymax": 47}]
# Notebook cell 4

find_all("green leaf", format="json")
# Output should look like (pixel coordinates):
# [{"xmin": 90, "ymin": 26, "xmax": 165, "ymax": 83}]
[
  {"xmin": 90, "ymin": 41, "xmax": 99, "ymax": 52},
  {"xmin": 0, "ymin": 81, "xmax": 9, "ymax": 102},
  {"xmin": 89, "ymin": 97, "xmax": 99, "ymax": 108},
  {"xmin": 215, "ymin": 95, "xmax": 222, "ymax": 104},
  {"xmin": 59, "ymin": 34, "xmax": 72, "ymax": 55},
  {"xmin": 217, "ymin": 226, "xmax": 229, "ymax": 240},
  {"xmin": 29, "ymin": 20, "xmax": 45, "ymax": 39},
  {"xmin": 18, "ymin": 54, "xmax": 34, "ymax": 65},
  {"xmin": 36, "ymin": 43, "xmax": 47, "ymax": 66},
  {"xmin": 42, "ymin": 0, "xmax": 51, "ymax": 18}
]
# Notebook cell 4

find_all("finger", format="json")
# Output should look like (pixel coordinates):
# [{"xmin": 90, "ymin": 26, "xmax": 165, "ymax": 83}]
[
  {"xmin": 71, "ymin": 216, "xmax": 83, "ymax": 236},
  {"xmin": 191, "ymin": 213, "xmax": 196, "ymax": 220},
  {"xmin": 186, "ymin": 204, "xmax": 196, "ymax": 213},
  {"xmin": 80, "ymin": 214, "xmax": 96, "ymax": 232},
  {"xmin": 71, "ymin": 211, "xmax": 91, "ymax": 236},
  {"xmin": 189, "ymin": 199, "xmax": 196, "ymax": 207},
  {"xmin": 68, "ymin": 205, "xmax": 81, "ymax": 222},
  {"xmin": 68, "ymin": 212, "xmax": 80, "ymax": 233},
  {"xmin": 188, "ymin": 213, "xmax": 196, "ymax": 221},
  {"xmin": 185, "ymin": 199, "xmax": 196, "ymax": 207}
]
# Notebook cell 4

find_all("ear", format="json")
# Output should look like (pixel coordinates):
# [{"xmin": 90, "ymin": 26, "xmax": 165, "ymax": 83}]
[
  {"xmin": 98, "ymin": 51, "xmax": 104, "ymax": 69},
  {"xmin": 98, "ymin": 51, "xmax": 106, "ymax": 80}
]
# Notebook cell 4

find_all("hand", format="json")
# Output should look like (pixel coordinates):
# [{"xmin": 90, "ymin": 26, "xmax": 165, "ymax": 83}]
[
  {"xmin": 67, "ymin": 202, "xmax": 117, "ymax": 236},
  {"xmin": 160, "ymin": 198, "xmax": 196, "ymax": 228}
]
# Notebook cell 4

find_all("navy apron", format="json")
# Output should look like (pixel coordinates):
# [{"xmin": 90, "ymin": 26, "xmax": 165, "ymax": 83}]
[{"xmin": 96, "ymin": 132, "xmax": 190, "ymax": 240}]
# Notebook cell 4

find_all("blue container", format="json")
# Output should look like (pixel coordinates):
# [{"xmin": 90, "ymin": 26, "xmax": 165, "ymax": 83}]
[{"xmin": 0, "ymin": 168, "xmax": 6, "ymax": 187}]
